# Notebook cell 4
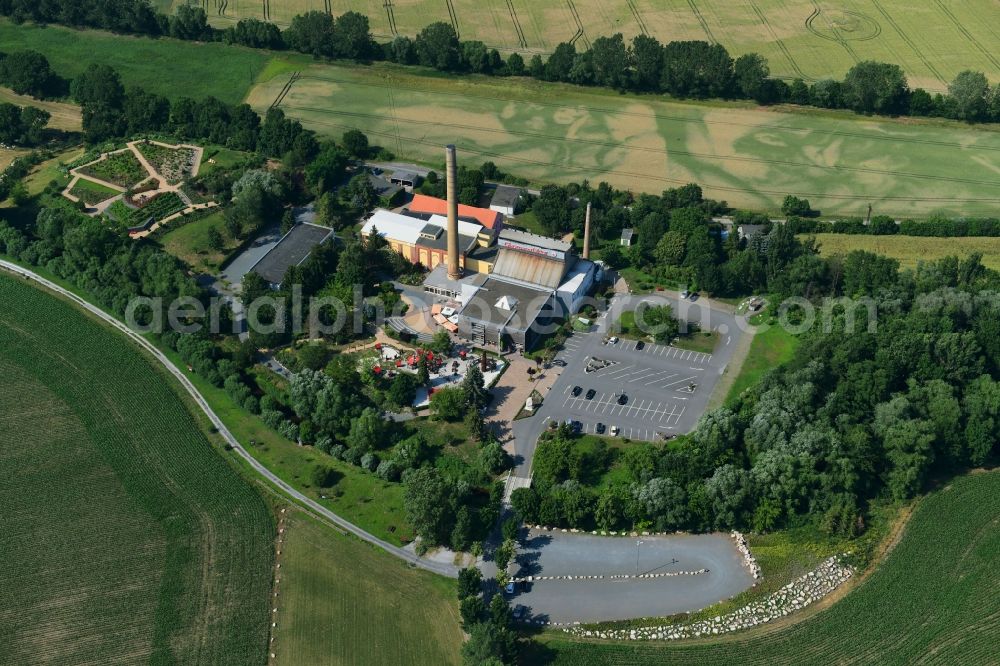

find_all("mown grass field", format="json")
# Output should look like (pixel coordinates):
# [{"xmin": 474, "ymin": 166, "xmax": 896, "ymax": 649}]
[
  {"xmin": 249, "ymin": 61, "xmax": 1000, "ymax": 217},
  {"xmin": 159, "ymin": 0, "xmax": 1000, "ymax": 90},
  {"xmin": 159, "ymin": 209, "xmax": 235, "ymax": 272},
  {"xmin": 0, "ymin": 274, "xmax": 276, "ymax": 664},
  {"xmin": 725, "ymin": 323, "xmax": 800, "ymax": 405},
  {"xmin": 0, "ymin": 86, "xmax": 82, "ymax": 131},
  {"xmin": 273, "ymin": 511, "xmax": 463, "ymax": 666},
  {"xmin": 0, "ymin": 19, "xmax": 275, "ymax": 104},
  {"xmin": 539, "ymin": 468, "xmax": 1000, "ymax": 664},
  {"xmin": 809, "ymin": 233, "xmax": 1000, "ymax": 272}
]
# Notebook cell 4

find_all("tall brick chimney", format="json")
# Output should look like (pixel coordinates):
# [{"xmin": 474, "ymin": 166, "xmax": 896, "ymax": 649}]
[
  {"xmin": 446, "ymin": 144, "xmax": 461, "ymax": 280},
  {"xmin": 582, "ymin": 201, "xmax": 592, "ymax": 259}
]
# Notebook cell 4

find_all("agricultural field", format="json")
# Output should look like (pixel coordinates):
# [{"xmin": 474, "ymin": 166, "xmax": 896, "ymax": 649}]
[
  {"xmin": 539, "ymin": 468, "xmax": 1000, "ymax": 665},
  {"xmin": 0, "ymin": 86, "xmax": 82, "ymax": 132},
  {"xmin": 78, "ymin": 150, "xmax": 149, "ymax": 188},
  {"xmin": 0, "ymin": 274, "xmax": 276, "ymax": 665},
  {"xmin": 809, "ymin": 233, "xmax": 1000, "ymax": 272},
  {"xmin": 0, "ymin": 19, "xmax": 275, "ymax": 104},
  {"xmin": 69, "ymin": 177, "xmax": 120, "ymax": 205},
  {"xmin": 273, "ymin": 511, "xmax": 463, "ymax": 666},
  {"xmin": 248, "ymin": 61, "xmax": 1000, "ymax": 216},
  {"xmin": 158, "ymin": 0, "xmax": 1000, "ymax": 90}
]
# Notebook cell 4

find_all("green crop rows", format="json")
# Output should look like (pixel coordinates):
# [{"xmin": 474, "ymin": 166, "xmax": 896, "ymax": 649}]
[
  {"xmin": 78, "ymin": 150, "xmax": 149, "ymax": 188},
  {"xmin": 541, "ymin": 470, "xmax": 1000, "ymax": 665},
  {"xmin": 108, "ymin": 192, "xmax": 186, "ymax": 228},
  {"xmin": 0, "ymin": 274, "xmax": 276, "ymax": 665}
]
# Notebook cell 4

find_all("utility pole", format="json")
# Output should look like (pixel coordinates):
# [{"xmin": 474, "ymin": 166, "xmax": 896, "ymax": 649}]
[{"xmin": 635, "ymin": 539, "xmax": 643, "ymax": 576}]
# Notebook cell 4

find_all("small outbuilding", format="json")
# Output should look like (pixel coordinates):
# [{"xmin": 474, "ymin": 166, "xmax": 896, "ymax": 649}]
[{"xmin": 620, "ymin": 228, "xmax": 635, "ymax": 246}]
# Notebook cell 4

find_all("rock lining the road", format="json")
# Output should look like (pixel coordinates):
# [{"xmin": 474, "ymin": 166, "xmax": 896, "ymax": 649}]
[
  {"xmin": 559, "ymin": 555, "xmax": 853, "ymax": 639},
  {"xmin": 511, "ymin": 569, "xmax": 708, "ymax": 584},
  {"xmin": 731, "ymin": 530, "xmax": 761, "ymax": 580}
]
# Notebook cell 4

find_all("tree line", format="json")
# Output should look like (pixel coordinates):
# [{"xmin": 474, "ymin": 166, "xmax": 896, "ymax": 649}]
[
  {"xmin": 790, "ymin": 215, "xmax": 1000, "ymax": 238},
  {"xmin": 4, "ymin": 2, "xmax": 1000, "ymax": 124}
]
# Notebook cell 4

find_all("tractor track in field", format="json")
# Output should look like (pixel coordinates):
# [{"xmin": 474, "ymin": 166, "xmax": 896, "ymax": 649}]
[
  {"xmin": 932, "ymin": 0, "xmax": 1000, "ymax": 72},
  {"xmin": 626, "ymin": 0, "xmax": 649, "ymax": 36},
  {"xmin": 383, "ymin": 0, "xmax": 398, "ymax": 34},
  {"xmin": 805, "ymin": 6, "xmax": 860, "ymax": 64},
  {"xmin": 288, "ymin": 114, "xmax": 1000, "ymax": 205},
  {"xmin": 686, "ymin": 0, "xmax": 716, "ymax": 44},
  {"xmin": 746, "ymin": 0, "xmax": 813, "ymax": 81},
  {"xmin": 269, "ymin": 71, "xmax": 300, "ymax": 109},
  {"xmin": 870, "ymin": 0, "xmax": 947, "ymax": 88},
  {"xmin": 445, "ymin": 0, "xmax": 460, "ymax": 38},
  {"xmin": 294, "ymin": 72, "xmax": 1000, "ymax": 155},
  {"xmin": 280, "ymin": 101, "xmax": 1000, "ymax": 191},
  {"xmin": 566, "ymin": 0, "xmax": 590, "ymax": 49},
  {"xmin": 506, "ymin": 0, "xmax": 528, "ymax": 48}
]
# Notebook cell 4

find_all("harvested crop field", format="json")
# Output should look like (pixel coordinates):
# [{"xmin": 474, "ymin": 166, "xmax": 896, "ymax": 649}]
[
  {"xmin": 272, "ymin": 512, "xmax": 463, "ymax": 666},
  {"xmin": 809, "ymin": 233, "xmax": 1000, "ymax": 271},
  {"xmin": 248, "ymin": 62, "xmax": 1000, "ymax": 216},
  {"xmin": 0, "ymin": 86, "xmax": 82, "ymax": 132},
  {"xmin": 0, "ymin": 274, "xmax": 276, "ymax": 665},
  {"xmin": 159, "ymin": 0, "xmax": 1000, "ymax": 90}
]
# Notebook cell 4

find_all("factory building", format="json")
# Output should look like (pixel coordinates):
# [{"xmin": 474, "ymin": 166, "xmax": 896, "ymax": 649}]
[{"xmin": 360, "ymin": 209, "xmax": 495, "ymax": 273}]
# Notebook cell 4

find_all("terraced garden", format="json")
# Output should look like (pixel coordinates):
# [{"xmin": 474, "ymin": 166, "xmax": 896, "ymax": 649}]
[
  {"xmin": 540, "ymin": 469, "xmax": 1000, "ymax": 664},
  {"xmin": 0, "ymin": 274, "xmax": 276, "ymax": 665}
]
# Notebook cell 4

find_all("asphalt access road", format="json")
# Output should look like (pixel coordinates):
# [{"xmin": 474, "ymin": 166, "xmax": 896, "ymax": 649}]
[{"xmin": 508, "ymin": 529, "xmax": 754, "ymax": 623}]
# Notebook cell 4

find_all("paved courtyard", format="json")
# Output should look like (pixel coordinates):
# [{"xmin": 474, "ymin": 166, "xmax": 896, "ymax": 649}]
[{"xmin": 508, "ymin": 529, "xmax": 754, "ymax": 623}]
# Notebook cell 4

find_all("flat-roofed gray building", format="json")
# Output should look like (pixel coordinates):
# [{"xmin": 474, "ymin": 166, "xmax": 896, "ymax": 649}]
[{"xmin": 248, "ymin": 223, "xmax": 333, "ymax": 288}]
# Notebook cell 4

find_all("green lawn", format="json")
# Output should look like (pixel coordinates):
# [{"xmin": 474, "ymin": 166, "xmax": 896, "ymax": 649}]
[
  {"xmin": 540, "ymin": 469, "xmax": 1000, "ymax": 664},
  {"xmin": 0, "ymin": 19, "xmax": 276, "ymax": 104},
  {"xmin": 616, "ymin": 309, "xmax": 718, "ymax": 353},
  {"xmin": 725, "ymin": 324, "xmax": 800, "ymax": 404},
  {"xmin": 69, "ymin": 177, "xmax": 119, "ymax": 205},
  {"xmin": 0, "ymin": 274, "xmax": 275, "ymax": 665},
  {"xmin": 159, "ymin": 209, "xmax": 236, "ymax": 272},
  {"xmin": 273, "ymin": 511, "xmax": 463, "ymax": 666},
  {"xmin": 672, "ymin": 329, "xmax": 719, "ymax": 354}
]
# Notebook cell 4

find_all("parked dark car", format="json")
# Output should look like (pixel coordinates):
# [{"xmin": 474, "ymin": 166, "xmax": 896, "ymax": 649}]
[
  {"xmin": 572, "ymin": 385, "xmax": 582, "ymax": 396},
  {"xmin": 586, "ymin": 388, "xmax": 596, "ymax": 399},
  {"xmin": 617, "ymin": 394, "xmax": 628, "ymax": 405},
  {"xmin": 571, "ymin": 420, "xmax": 582, "ymax": 433},
  {"xmin": 596, "ymin": 422, "xmax": 606, "ymax": 434},
  {"xmin": 636, "ymin": 340, "xmax": 645, "ymax": 350},
  {"xmin": 552, "ymin": 358, "xmax": 567, "ymax": 367}
]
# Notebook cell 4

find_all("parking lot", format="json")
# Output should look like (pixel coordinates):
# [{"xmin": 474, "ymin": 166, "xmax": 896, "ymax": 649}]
[
  {"xmin": 508, "ymin": 529, "xmax": 754, "ymax": 623},
  {"xmin": 509, "ymin": 293, "xmax": 747, "ymax": 479},
  {"xmin": 545, "ymin": 331, "xmax": 718, "ymax": 440}
]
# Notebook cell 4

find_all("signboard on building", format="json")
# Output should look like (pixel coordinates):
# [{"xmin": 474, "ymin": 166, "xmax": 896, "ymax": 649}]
[{"xmin": 497, "ymin": 237, "xmax": 565, "ymax": 261}]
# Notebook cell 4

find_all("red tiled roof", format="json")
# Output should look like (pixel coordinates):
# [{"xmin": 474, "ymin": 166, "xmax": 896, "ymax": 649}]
[{"xmin": 409, "ymin": 194, "xmax": 502, "ymax": 230}]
